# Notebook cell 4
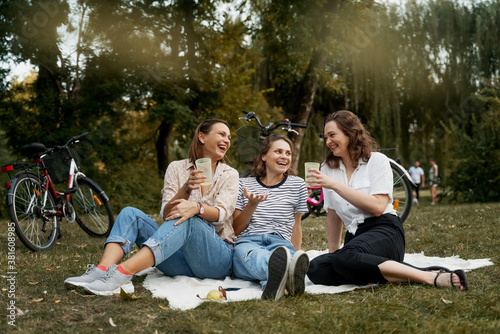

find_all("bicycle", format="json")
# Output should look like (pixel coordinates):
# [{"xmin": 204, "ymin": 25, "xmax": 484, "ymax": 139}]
[
  {"xmin": 236, "ymin": 110, "xmax": 307, "ymax": 177},
  {"xmin": 301, "ymin": 157, "xmax": 415, "ymax": 223},
  {"xmin": 1, "ymin": 132, "xmax": 114, "ymax": 251}
]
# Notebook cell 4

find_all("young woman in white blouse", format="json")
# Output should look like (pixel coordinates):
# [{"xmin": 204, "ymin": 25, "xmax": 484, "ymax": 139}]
[
  {"xmin": 232, "ymin": 134, "xmax": 309, "ymax": 301},
  {"xmin": 64, "ymin": 119, "xmax": 239, "ymax": 295},
  {"xmin": 306, "ymin": 111, "xmax": 468, "ymax": 291}
]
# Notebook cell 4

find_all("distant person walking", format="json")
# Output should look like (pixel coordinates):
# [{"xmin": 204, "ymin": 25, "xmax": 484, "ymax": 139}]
[
  {"xmin": 408, "ymin": 161, "xmax": 425, "ymax": 203},
  {"xmin": 429, "ymin": 157, "xmax": 439, "ymax": 205}
]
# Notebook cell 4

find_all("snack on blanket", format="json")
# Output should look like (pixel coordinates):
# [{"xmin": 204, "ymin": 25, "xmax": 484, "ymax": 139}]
[
  {"xmin": 197, "ymin": 286, "xmax": 227, "ymax": 301},
  {"xmin": 206, "ymin": 290, "xmax": 224, "ymax": 301}
]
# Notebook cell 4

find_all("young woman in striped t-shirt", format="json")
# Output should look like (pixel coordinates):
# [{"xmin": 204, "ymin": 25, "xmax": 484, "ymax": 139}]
[{"xmin": 232, "ymin": 134, "xmax": 309, "ymax": 301}]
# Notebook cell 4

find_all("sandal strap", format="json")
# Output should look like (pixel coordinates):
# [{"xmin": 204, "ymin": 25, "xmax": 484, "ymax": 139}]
[{"xmin": 433, "ymin": 269, "xmax": 446, "ymax": 287}]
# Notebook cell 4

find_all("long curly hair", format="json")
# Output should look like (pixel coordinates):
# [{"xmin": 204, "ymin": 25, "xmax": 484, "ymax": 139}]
[
  {"xmin": 323, "ymin": 110, "xmax": 379, "ymax": 169},
  {"xmin": 251, "ymin": 134, "xmax": 296, "ymax": 178}
]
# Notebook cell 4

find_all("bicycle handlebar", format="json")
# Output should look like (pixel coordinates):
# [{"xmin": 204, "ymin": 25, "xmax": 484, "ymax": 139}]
[
  {"xmin": 48, "ymin": 132, "xmax": 90, "ymax": 154},
  {"xmin": 64, "ymin": 132, "xmax": 89, "ymax": 147},
  {"xmin": 241, "ymin": 110, "xmax": 306, "ymax": 134}
]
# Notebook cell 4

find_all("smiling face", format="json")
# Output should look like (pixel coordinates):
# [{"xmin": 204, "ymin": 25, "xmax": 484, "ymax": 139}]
[
  {"xmin": 262, "ymin": 139, "xmax": 292, "ymax": 176},
  {"xmin": 324, "ymin": 120, "xmax": 350, "ymax": 161},
  {"xmin": 198, "ymin": 122, "xmax": 231, "ymax": 162}
]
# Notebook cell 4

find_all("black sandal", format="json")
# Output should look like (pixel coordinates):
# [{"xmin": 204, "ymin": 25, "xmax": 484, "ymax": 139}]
[{"xmin": 433, "ymin": 269, "xmax": 468, "ymax": 291}]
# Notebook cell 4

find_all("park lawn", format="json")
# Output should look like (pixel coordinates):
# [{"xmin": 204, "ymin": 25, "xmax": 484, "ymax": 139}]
[{"xmin": 1, "ymin": 200, "xmax": 499, "ymax": 333}]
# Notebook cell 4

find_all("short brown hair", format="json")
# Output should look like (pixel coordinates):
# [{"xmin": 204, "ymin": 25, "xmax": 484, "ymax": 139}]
[
  {"xmin": 323, "ymin": 110, "xmax": 378, "ymax": 169},
  {"xmin": 251, "ymin": 133, "xmax": 296, "ymax": 177},
  {"xmin": 188, "ymin": 118, "xmax": 230, "ymax": 165}
]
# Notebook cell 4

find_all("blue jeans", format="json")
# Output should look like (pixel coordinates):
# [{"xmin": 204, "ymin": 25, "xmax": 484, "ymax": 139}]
[
  {"xmin": 232, "ymin": 233, "xmax": 296, "ymax": 288},
  {"xmin": 105, "ymin": 207, "xmax": 233, "ymax": 279}
]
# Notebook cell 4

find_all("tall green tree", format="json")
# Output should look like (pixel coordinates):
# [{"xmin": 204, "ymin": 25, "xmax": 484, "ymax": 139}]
[{"xmin": 249, "ymin": 0, "xmax": 374, "ymax": 170}]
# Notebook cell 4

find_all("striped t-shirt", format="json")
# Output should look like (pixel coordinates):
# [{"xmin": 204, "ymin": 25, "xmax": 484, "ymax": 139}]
[{"xmin": 235, "ymin": 175, "xmax": 308, "ymax": 242}]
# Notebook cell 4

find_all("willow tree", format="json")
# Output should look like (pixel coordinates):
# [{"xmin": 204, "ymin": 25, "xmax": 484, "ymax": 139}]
[{"xmin": 335, "ymin": 0, "xmax": 500, "ymax": 176}]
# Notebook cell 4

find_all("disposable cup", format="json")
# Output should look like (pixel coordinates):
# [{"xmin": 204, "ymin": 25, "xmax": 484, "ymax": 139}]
[
  {"xmin": 195, "ymin": 158, "xmax": 212, "ymax": 186},
  {"xmin": 305, "ymin": 162, "xmax": 320, "ymax": 187}
]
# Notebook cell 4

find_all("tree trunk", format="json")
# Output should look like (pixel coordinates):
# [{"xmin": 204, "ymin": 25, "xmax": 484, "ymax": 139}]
[
  {"xmin": 289, "ymin": 50, "xmax": 324, "ymax": 171},
  {"xmin": 156, "ymin": 120, "xmax": 173, "ymax": 177}
]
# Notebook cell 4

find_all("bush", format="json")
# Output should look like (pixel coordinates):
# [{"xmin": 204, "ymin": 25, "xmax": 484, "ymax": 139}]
[{"xmin": 449, "ymin": 89, "xmax": 500, "ymax": 202}]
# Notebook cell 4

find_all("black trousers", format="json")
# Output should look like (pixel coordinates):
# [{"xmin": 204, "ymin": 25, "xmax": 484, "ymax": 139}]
[
  {"xmin": 307, "ymin": 214, "xmax": 405, "ymax": 286},
  {"xmin": 415, "ymin": 182, "xmax": 421, "ymax": 199}
]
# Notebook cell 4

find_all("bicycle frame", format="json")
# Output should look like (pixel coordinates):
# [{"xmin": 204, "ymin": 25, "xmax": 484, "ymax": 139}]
[
  {"xmin": 32, "ymin": 152, "xmax": 86, "ymax": 222},
  {"xmin": 306, "ymin": 186, "xmax": 323, "ymax": 206}
]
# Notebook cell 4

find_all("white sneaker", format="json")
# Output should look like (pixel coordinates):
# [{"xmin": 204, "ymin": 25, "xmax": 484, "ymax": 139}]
[
  {"xmin": 64, "ymin": 264, "xmax": 107, "ymax": 290},
  {"xmin": 287, "ymin": 250, "xmax": 310, "ymax": 296},
  {"xmin": 84, "ymin": 264, "xmax": 134, "ymax": 296},
  {"xmin": 262, "ymin": 246, "xmax": 290, "ymax": 301}
]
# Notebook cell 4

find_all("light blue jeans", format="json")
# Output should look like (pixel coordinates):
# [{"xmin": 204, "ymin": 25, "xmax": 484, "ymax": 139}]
[
  {"xmin": 232, "ymin": 233, "xmax": 296, "ymax": 288},
  {"xmin": 105, "ymin": 207, "xmax": 233, "ymax": 279}
]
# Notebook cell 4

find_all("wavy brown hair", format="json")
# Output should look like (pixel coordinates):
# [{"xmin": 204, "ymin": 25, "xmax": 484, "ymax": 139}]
[
  {"xmin": 251, "ymin": 134, "xmax": 296, "ymax": 178},
  {"xmin": 188, "ymin": 118, "xmax": 230, "ymax": 165},
  {"xmin": 323, "ymin": 110, "xmax": 379, "ymax": 169}
]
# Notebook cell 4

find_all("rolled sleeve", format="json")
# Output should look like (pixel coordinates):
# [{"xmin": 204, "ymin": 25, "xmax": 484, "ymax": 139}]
[
  {"xmin": 212, "ymin": 168, "xmax": 239, "ymax": 224},
  {"xmin": 368, "ymin": 154, "xmax": 393, "ymax": 196},
  {"xmin": 159, "ymin": 160, "xmax": 190, "ymax": 217}
]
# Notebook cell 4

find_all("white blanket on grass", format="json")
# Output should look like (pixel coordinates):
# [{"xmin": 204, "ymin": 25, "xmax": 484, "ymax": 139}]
[{"xmin": 139, "ymin": 250, "xmax": 494, "ymax": 311}]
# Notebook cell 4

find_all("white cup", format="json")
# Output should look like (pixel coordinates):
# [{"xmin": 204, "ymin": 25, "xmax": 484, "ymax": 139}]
[
  {"xmin": 305, "ymin": 162, "xmax": 320, "ymax": 187},
  {"xmin": 195, "ymin": 158, "xmax": 212, "ymax": 186}
]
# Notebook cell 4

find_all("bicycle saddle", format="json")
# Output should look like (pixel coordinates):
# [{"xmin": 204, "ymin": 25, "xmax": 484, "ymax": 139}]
[{"xmin": 20, "ymin": 143, "xmax": 46, "ymax": 158}]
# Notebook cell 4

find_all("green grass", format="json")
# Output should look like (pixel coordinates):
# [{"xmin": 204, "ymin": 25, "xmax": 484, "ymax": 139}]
[{"xmin": 1, "ymin": 197, "xmax": 500, "ymax": 333}]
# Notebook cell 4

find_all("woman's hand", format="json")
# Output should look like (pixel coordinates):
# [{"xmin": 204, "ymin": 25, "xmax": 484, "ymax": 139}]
[
  {"xmin": 184, "ymin": 169, "xmax": 207, "ymax": 193},
  {"xmin": 243, "ymin": 187, "xmax": 268, "ymax": 204},
  {"xmin": 307, "ymin": 168, "xmax": 336, "ymax": 189},
  {"xmin": 165, "ymin": 199, "xmax": 198, "ymax": 225}
]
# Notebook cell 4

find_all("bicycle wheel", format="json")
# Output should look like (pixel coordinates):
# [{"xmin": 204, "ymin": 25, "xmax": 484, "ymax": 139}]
[
  {"xmin": 8, "ymin": 172, "xmax": 58, "ymax": 251},
  {"xmin": 390, "ymin": 162, "xmax": 413, "ymax": 223},
  {"xmin": 72, "ymin": 176, "xmax": 114, "ymax": 237},
  {"xmin": 302, "ymin": 189, "xmax": 326, "ymax": 220}
]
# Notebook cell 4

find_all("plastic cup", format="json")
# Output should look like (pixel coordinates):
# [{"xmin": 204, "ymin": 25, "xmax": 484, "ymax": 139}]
[
  {"xmin": 195, "ymin": 158, "xmax": 212, "ymax": 186},
  {"xmin": 305, "ymin": 162, "xmax": 320, "ymax": 187}
]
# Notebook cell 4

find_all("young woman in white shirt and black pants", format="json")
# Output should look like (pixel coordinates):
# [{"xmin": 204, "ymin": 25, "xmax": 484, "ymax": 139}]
[{"xmin": 306, "ymin": 110, "xmax": 468, "ymax": 291}]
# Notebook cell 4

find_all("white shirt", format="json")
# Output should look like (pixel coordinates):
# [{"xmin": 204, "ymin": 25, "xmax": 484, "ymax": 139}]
[
  {"xmin": 408, "ymin": 166, "xmax": 424, "ymax": 184},
  {"xmin": 322, "ymin": 152, "xmax": 396, "ymax": 235}
]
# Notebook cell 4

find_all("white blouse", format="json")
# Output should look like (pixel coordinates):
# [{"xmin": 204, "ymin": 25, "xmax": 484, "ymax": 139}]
[{"xmin": 322, "ymin": 152, "xmax": 396, "ymax": 235}]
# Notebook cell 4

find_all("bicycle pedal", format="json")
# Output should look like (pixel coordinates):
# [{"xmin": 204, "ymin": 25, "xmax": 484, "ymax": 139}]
[{"xmin": 64, "ymin": 188, "xmax": 77, "ymax": 195}]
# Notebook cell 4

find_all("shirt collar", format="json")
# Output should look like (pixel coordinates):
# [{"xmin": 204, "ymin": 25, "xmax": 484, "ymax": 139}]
[{"xmin": 339, "ymin": 157, "xmax": 368, "ymax": 171}]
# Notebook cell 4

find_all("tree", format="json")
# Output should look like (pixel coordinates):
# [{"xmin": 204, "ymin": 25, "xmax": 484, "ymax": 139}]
[
  {"xmin": 447, "ymin": 85, "xmax": 500, "ymax": 202},
  {"xmin": 248, "ymin": 0, "xmax": 374, "ymax": 171}
]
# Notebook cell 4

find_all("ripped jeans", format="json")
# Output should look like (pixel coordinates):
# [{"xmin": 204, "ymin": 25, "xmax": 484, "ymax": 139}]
[
  {"xmin": 232, "ymin": 233, "xmax": 296, "ymax": 288},
  {"xmin": 105, "ymin": 207, "xmax": 233, "ymax": 279}
]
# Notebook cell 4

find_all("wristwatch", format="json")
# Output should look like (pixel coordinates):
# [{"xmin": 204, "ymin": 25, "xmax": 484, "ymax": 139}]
[{"xmin": 198, "ymin": 202, "xmax": 205, "ymax": 215}]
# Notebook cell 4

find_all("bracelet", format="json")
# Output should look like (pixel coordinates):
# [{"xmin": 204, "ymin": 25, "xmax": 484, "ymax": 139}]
[{"xmin": 183, "ymin": 183, "xmax": 191, "ymax": 195}]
